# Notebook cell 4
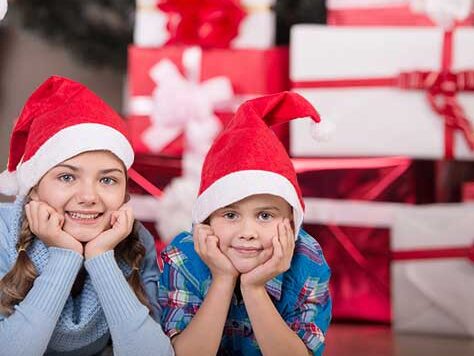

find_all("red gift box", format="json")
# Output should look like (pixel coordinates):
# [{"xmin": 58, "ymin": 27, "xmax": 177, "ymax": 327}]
[
  {"xmin": 462, "ymin": 181, "xmax": 474, "ymax": 201},
  {"xmin": 293, "ymin": 157, "xmax": 429, "ymax": 323},
  {"xmin": 327, "ymin": 0, "xmax": 474, "ymax": 27},
  {"xmin": 127, "ymin": 45, "xmax": 289, "ymax": 155}
]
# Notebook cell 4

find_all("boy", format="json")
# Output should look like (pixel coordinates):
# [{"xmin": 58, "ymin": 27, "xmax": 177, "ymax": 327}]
[{"xmin": 159, "ymin": 92, "xmax": 332, "ymax": 355}]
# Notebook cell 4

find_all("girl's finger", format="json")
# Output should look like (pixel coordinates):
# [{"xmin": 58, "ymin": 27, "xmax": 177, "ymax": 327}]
[
  {"xmin": 25, "ymin": 203, "xmax": 32, "ymax": 225},
  {"xmin": 110, "ymin": 211, "xmax": 119, "ymax": 227}
]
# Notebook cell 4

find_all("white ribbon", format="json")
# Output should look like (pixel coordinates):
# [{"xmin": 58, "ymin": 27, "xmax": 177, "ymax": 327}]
[{"xmin": 141, "ymin": 46, "xmax": 234, "ymax": 159}]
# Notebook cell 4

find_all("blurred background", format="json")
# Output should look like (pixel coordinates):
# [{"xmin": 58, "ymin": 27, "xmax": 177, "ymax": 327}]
[{"xmin": 1, "ymin": 0, "xmax": 474, "ymax": 355}]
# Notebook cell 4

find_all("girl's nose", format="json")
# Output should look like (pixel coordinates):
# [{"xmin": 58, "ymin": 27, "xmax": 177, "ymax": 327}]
[{"xmin": 76, "ymin": 182, "xmax": 98, "ymax": 205}]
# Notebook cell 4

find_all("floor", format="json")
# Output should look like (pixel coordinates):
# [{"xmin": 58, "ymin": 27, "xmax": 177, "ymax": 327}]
[{"xmin": 325, "ymin": 323, "xmax": 474, "ymax": 356}]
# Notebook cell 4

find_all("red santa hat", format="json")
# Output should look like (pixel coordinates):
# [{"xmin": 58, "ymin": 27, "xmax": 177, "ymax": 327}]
[
  {"xmin": 0, "ymin": 76, "xmax": 134, "ymax": 197},
  {"xmin": 192, "ymin": 91, "xmax": 321, "ymax": 234}
]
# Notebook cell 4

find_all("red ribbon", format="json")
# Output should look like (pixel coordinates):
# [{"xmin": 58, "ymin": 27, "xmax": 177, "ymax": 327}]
[
  {"xmin": 128, "ymin": 168, "xmax": 163, "ymax": 198},
  {"xmin": 292, "ymin": 31, "xmax": 474, "ymax": 159},
  {"xmin": 392, "ymin": 243, "xmax": 474, "ymax": 263},
  {"xmin": 157, "ymin": 0, "xmax": 246, "ymax": 48}
]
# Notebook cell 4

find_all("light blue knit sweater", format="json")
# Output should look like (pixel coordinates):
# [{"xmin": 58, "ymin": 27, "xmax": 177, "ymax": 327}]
[{"xmin": 0, "ymin": 199, "xmax": 174, "ymax": 356}]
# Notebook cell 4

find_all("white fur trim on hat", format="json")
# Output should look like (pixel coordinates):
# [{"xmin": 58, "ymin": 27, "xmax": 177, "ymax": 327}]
[
  {"xmin": 12, "ymin": 123, "xmax": 134, "ymax": 196},
  {"xmin": 192, "ymin": 170, "xmax": 304, "ymax": 236},
  {"xmin": 0, "ymin": 169, "xmax": 19, "ymax": 196}
]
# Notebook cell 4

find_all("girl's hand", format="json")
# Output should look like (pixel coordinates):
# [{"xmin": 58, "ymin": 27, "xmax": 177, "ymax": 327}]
[
  {"xmin": 84, "ymin": 205, "xmax": 134, "ymax": 259},
  {"xmin": 194, "ymin": 224, "xmax": 239, "ymax": 284},
  {"xmin": 240, "ymin": 219, "xmax": 295, "ymax": 291},
  {"xmin": 25, "ymin": 201, "xmax": 83, "ymax": 255}
]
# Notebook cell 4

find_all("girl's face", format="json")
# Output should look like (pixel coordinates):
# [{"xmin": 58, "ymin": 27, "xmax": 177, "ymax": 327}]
[
  {"xmin": 30, "ymin": 151, "xmax": 127, "ymax": 242},
  {"xmin": 208, "ymin": 194, "xmax": 293, "ymax": 274}
]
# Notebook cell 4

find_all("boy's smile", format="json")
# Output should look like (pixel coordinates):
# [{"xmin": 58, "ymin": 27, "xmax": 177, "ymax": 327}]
[{"xmin": 209, "ymin": 194, "xmax": 293, "ymax": 273}]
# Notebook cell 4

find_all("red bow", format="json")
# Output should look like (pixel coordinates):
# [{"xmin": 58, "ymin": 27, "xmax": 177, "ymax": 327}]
[{"xmin": 157, "ymin": 0, "xmax": 246, "ymax": 48}]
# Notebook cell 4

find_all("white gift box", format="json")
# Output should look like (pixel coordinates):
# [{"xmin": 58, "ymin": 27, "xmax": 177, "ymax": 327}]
[
  {"xmin": 290, "ymin": 25, "xmax": 474, "ymax": 160},
  {"xmin": 391, "ymin": 204, "xmax": 474, "ymax": 337},
  {"xmin": 134, "ymin": 0, "xmax": 169, "ymax": 47},
  {"xmin": 133, "ymin": 0, "xmax": 275, "ymax": 48}
]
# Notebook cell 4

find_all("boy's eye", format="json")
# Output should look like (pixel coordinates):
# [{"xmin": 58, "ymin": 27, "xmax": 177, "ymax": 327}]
[
  {"xmin": 100, "ymin": 177, "xmax": 117, "ymax": 185},
  {"xmin": 258, "ymin": 212, "xmax": 273, "ymax": 221},
  {"xmin": 58, "ymin": 174, "xmax": 74, "ymax": 183},
  {"xmin": 223, "ymin": 212, "xmax": 238, "ymax": 220}
]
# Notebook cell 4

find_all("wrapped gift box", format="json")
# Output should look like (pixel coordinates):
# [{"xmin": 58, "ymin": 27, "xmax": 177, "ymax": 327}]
[
  {"xmin": 327, "ymin": 0, "xmax": 474, "ymax": 26},
  {"xmin": 127, "ymin": 45, "xmax": 289, "ymax": 155},
  {"xmin": 463, "ymin": 181, "xmax": 474, "ymax": 201},
  {"xmin": 290, "ymin": 25, "xmax": 474, "ymax": 160},
  {"xmin": 134, "ymin": 0, "xmax": 276, "ymax": 48},
  {"xmin": 295, "ymin": 156, "xmax": 421, "ymax": 323},
  {"xmin": 391, "ymin": 204, "xmax": 474, "ymax": 336}
]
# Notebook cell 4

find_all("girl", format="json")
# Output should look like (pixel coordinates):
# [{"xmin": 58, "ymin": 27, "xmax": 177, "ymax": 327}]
[{"xmin": 0, "ymin": 76, "xmax": 174, "ymax": 356}]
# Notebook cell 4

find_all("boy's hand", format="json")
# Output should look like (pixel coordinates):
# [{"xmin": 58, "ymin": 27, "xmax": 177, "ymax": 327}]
[
  {"xmin": 194, "ymin": 224, "xmax": 239, "ymax": 283},
  {"xmin": 240, "ymin": 219, "xmax": 294, "ymax": 290},
  {"xmin": 25, "ymin": 201, "xmax": 83, "ymax": 255},
  {"xmin": 84, "ymin": 205, "xmax": 134, "ymax": 259}
]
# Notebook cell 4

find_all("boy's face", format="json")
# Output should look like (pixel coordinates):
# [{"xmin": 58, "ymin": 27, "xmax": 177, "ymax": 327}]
[
  {"xmin": 30, "ymin": 151, "xmax": 127, "ymax": 242},
  {"xmin": 208, "ymin": 194, "xmax": 293, "ymax": 274}
]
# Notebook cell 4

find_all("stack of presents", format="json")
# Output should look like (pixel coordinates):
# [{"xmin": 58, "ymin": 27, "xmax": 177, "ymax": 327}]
[{"xmin": 125, "ymin": 0, "xmax": 474, "ymax": 338}]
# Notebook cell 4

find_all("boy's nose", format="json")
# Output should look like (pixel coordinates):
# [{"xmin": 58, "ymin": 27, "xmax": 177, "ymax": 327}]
[{"xmin": 239, "ymin": 220, "xmax": 258, "ymax": 240}]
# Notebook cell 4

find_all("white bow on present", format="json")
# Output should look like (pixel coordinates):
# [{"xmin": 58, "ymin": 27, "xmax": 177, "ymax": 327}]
[{"xmin": 143, "ymin": 47, "xmax": 234, "ymax": 167}]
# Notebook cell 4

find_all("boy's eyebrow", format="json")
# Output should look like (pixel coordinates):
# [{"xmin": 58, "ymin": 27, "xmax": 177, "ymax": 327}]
[{"xmin": 255, "ymin": 206, "xmax": 281, "ymax": 211}]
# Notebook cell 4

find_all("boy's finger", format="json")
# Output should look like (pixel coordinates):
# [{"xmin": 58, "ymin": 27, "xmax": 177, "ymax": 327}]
[
  {"xmin": 272, "ymin": 235, "xmax": 283, "ymax": 260},
  {"xmin": 278, "ymin": 222, "xmax": 288, "ymax": 251},
  {"xmin": 197, "ymin": 228, "xmax": 208, "ymax": 256}
]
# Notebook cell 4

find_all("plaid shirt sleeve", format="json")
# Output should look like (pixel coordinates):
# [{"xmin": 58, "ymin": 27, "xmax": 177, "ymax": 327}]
[
  {"xmin": 284, "ymin": 232, "xmax": 332, "ymax": 356},
  {"xmin": 158, "ymin": 246, "xmax": 204, "ymax": 338}
]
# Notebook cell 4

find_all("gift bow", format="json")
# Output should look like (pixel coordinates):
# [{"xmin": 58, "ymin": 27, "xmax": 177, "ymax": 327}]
[
  {"xmin": 157, "ymin": 0, "xmax": 246, "ymax": 48},
  {"xmin": 409, "ymin": 0, "xmax": 474, "ymax": 28},
  {"xmin": 397, "ymin": 31, "xmax": 474, "ymax": 157},
  {"xmin": 292, "ymin": 31, "xmax": 474, "ymax": 159},
  {"xmin": 142, "ymin": 46, "xmax": 234, "ymax": 156}
]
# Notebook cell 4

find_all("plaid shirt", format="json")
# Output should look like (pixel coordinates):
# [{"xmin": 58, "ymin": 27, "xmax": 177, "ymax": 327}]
[{"xmin": 158, "ymin": 229, "xmax": 332, "ymax": 355}]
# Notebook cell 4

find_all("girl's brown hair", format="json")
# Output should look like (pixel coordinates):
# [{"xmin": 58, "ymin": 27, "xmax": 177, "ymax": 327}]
[{"xmin": 0, "ymin": 203, "xmax": 151, "ymax": 316}]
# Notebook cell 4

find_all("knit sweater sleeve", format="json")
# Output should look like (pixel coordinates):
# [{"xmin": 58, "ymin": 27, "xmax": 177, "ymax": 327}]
[
  {"xmin": 84, "ymin": 225, "xmax": 174, "ymax": 356},
  {"xmin": 0, "ymin": 232, "xmax": 83, "ymax": 356}
]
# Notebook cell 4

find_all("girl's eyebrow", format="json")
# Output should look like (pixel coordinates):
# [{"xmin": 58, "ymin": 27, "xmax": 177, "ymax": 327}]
[
  {"xmin": 100, "ymin": 168, "xmax": 124, "ymax": 175},
  {"xmin": 53, "ymin": 164, "xmax": 78, "ymax": 171},
  {"xmin": 52, "ymin": 165, "xmax": 124, "ymax": 175}
]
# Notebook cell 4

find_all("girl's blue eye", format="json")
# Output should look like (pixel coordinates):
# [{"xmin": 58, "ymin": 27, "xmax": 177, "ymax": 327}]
[
  {"xmin": 100, "ymin": 177, "xmax": 117, "ymax": 185},
  {"xmin": 258, "ymin": 212, "xmax": 273, "ymax": 222},
  {"xmin": 59, "ymin": 174, "xmax": 74, "ymax": 183}
]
